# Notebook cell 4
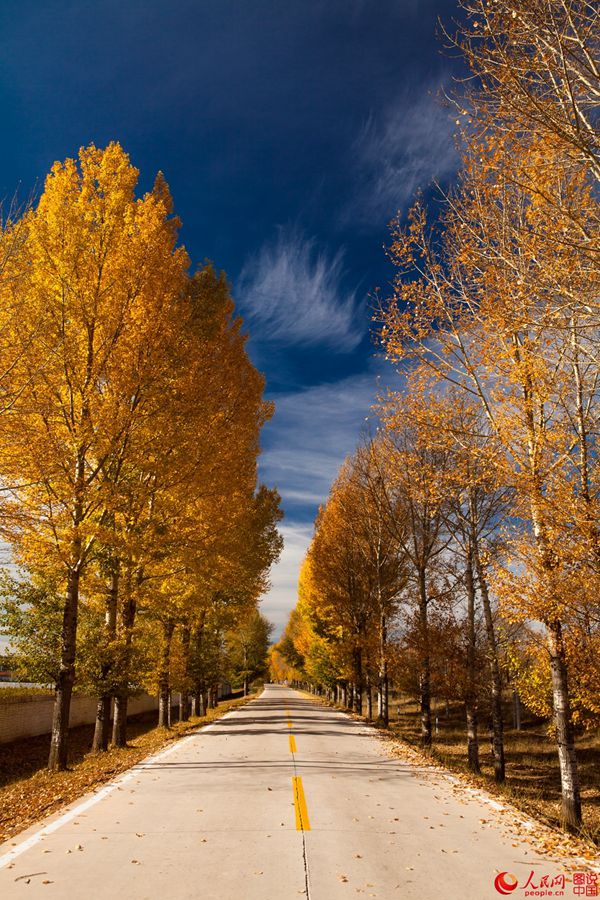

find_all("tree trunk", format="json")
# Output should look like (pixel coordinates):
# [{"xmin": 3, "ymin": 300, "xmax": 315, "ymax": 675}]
[
  {"xmin": 92, "ymin": 695, "xmax": 112, "ymax": 753},
  {"xmin": 158, "ymin": 619, "xmax": 175, "ymax": 728},
  {"xmin": 112, "ymin": 564, "xmax": 138, "ymax": 748},
  {"xmin": 548, "ymin": 620, "xmax": 582, "ymax": 832},
  {"xmin": 179, "ymin": 624, "xmax": 191, "ymax": 722},
  {"xmin": 354, "ymin": 647, "xmax": 363, "ymax": 715},
  {"xmin": 418, "ymin": 567, "xmax": 432, "ymax": 749},
  {"xmin": 513, "ymin": 689, "xmax": 521, "ymax": 730},
  {"xmin": 366, "ymin": 677, "xmax": 373, "ymax": 720},
  {"xmin": 48, "ymin": 565, "xmax": 80, "ymax": 771},
  {"xmin": 112, "ymin": 612, "xmax": 136, "ymax": 745},
  {"xmin": 465, "ymin": 542, "xmax": 480, "ymax": 773},
  {"xmin": 92, "ymin": 562, "xmax": 119, "ymax": 752},
  {"xmin": 472, "ymin": 534, "xmax": 505, "ymax": 781},
  {"xmin": 378, "ymin": 610, "xmax": 389, "ymax": 726},
  {"xmin": 112, "ymin": 694, "xmax": 128, "ymax": 746}
]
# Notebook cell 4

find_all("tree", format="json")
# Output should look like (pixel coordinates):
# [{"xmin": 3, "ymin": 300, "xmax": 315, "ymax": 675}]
[
  {"xmin": 0, "ymin": 146, "xmax": 283, "ymax": 769},
  {"xmin": 454, "ymin": 1, "xmax": 600, "ymax": 184},
  {"xmin": 0, "ymin": 144, "xmax": 189, "ymax": 769},
  {"xmin": 227, "ymin": 611, "xmax": 273, "ymax": 695},
  {"xmin": 378, "ymin": 391, "xmax": 451, "ymax": 748},
  {"xmin": 377, "ymin": 127, "xmax": 598, "ymax": 828}
]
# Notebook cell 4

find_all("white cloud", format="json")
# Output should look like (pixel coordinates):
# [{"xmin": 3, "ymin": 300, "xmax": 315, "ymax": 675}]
[
  {"xmin": 258, "ymin": 362, "xmax": 405, "ymax": 637},
  {"xmin": 348, "ymin": 82, "xmax": 459, "ymax": 224},
  {"xmin": 260, "ymin": 522, "xmax": 314, "ymax": 637},
  {"xmin": 260, "ymin": 369, "xmax": 385, "ymax": 512},
  {"xmin": 237, "ymin": 227, "xmax": 363, "ymax": 351}
]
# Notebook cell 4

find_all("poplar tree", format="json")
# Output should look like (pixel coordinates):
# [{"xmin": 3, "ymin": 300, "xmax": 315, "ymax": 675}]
[{"xmin": 0, "ymin": 144, "xmax": 189, "ymax": 770}]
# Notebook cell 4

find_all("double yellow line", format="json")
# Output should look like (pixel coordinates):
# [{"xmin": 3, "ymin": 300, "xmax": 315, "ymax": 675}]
[{"xmin": 286, "ymin": 706, "xmax": 310, "ymax": 831}]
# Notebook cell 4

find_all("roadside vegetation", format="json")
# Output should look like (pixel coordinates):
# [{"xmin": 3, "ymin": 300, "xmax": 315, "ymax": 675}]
[
  {"xmin": 390, "ymin": 696, "xmax": 600, "ymax": 849},
  {"xmin": 0, "ymin": 694, "xmax": 254, "ymax": 845},
  {"xmin": 0, "ymin": 144, "xmax": 281, "ymax": 773},
  {"xmin": 273, "ymin": 0, "xmax": 600, "ymax": 839}
]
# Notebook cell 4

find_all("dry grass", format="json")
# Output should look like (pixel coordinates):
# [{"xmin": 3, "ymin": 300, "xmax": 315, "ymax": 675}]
[
  {"xmin": 301, "ymin": 688, "xmax": 600, "ymax": 855},
  {"xmin": 0, "ymin": 694, "xmax": 253, "ymax": 845},
  {"xmin": 388, "ymin": 696, "xmax": 600, "ymax": 847}
]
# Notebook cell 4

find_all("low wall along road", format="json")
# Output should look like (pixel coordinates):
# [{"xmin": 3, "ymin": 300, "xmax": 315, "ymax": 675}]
[{"xmin": 0, "ymin": 693, "xmax": 159, "ymax": 744}]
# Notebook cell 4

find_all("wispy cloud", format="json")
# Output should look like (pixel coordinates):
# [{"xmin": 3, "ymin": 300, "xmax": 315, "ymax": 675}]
[
  {"xmin": 260, "ymin": 369, "xmax": 384, "ymax": 517},
  {"xmin": 347, "ymin": 82, "xmax": 459, "ymax": 225},
  {"xmin": 260, "ymin": 522, "xmax": 314, "ymax": 636},
  {"xmin": 237, "ymin": 227, "xmax": 363, "ymax": 351},
  {"xmin": 258, "ymin": 362, "xmax": 405, "ymax": 636}
]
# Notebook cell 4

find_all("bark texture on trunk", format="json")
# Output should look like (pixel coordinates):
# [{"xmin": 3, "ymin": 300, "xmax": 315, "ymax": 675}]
[
  {"xmin": 465, "ymin": 542, "xmax": 480, "ymax": 774},
  {"xmin": 92, "ymin": 563, "xmax": 119, "ymax": 753},
  {"xmin": 472, "ymin": 536, "xmax": 505, "ymax": 782},
  {"xmin": 158, "ymin": 619, "xmax": 175, "ymax": 728},
  {"xmin": 112, "ymin": 694, "xmax": 128, "ymax": 746},
  {"xmin": 92, "ymin": 695, "xmax": 112, "ymax": 753},
  {"xmin": 548, "ymin": 621, "xmax": 582, "ymax": 832},
  {"xmin": 48, "ymin": 565, "xmax": 80, "ymax": 771},
  {"xmin": 112, "ymin": 573, "xmax": 137, "ymax": 748},
  {"xmin": 513, "ymin": 689, "xmax": 521, "ymax": 730},
  {"xmin": 377, "ymin": 611, "xmax": 389, "ymax": 726},
  {"xmin": 418, "ymin": 567, "xmax": 431, "ymax": 749},
  {"xmin": 353, "ymin": 647, "xmax": 363, "ymax": 715},
  {"xmin": 179, "ymin": 624, "xmax": 191, "ymax": 722}
]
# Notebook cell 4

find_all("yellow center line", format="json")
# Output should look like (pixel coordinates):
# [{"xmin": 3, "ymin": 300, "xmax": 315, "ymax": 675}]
[
  {"xmin": 289, "ymin": 734, "xmax": 297, "ymax": 753},
  {"xmin": 292, "ymin": 775, "xmax": 311, "ymax": 831}
]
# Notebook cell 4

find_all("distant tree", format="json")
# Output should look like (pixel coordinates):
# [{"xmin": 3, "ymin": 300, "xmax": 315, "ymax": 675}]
[{"xmin": 226, "ymin": 611, "xmax": 273, "ymax": 696}]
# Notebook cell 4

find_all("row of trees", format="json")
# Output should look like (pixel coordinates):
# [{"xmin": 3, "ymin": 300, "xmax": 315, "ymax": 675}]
[
  {"xmin": 274, "ymin": 0, "xmax": 600, "ymax": 833},
  {"xmin": 0, "ymin": 143, "xmax": 281, "ymax": 769}
]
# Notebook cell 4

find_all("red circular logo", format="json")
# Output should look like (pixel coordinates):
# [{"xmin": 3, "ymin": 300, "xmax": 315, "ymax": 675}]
[{"xmin": 494, "ymin": 872, "xmax": 519, "ymax": 895}]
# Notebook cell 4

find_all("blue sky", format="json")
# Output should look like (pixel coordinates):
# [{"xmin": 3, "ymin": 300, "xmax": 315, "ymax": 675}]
[{"xmin": 0, "ymin": 0, "xmax": 462, "ymax": 635}]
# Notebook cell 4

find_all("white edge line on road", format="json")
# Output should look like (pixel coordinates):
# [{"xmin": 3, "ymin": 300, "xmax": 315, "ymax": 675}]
[
  {"xmin": 0, "ymin": 706, "xmax": 244, "ymax": 870},
  {"xmin": 308, "ymin": 695, "xmax": 600, "ymax": 874}
]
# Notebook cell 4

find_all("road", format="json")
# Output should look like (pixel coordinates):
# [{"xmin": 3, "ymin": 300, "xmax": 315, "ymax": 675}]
[{"xmin": 0, "ymin": 685, "xmax": 589, "ymax": 899}]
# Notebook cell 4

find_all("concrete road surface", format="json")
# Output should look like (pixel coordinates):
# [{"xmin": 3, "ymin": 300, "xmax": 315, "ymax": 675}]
[{"xmin": 0, "ymin": 685, "xmax": 593, "ymax": 899}]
